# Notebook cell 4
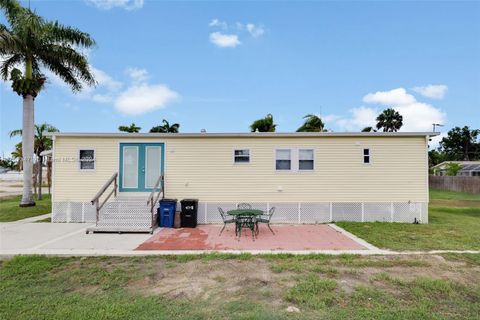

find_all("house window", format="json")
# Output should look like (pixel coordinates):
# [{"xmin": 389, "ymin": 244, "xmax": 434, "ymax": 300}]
[
  {"xmin": 299, "ymin": 149, "xmax": 314, "ymax": 170},
  {"xmin": 79, "ymin": 149, "xmax": 95, "ymax": 170},
  {"xmin": 363, "ymin": 148, "xmax": 371, "ymax": 164},
  {"xmin": 276, "ymin": 149, "xmax": 292, "ymax": 170},
  {"xmin": 234, "ymin": 149, "xmax": 250, "ymax": 164}
]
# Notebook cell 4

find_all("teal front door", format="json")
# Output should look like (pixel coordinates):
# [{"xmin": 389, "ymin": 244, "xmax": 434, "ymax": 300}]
[{"xmin": 119, "ymin": 143, "xmax": 164, "ymax": 192}]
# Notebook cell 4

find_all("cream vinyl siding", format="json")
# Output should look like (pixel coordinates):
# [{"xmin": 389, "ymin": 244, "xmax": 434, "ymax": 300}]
[{"xmin": 52, "ymin": 136, "xmax": 428, "ymax": 203}]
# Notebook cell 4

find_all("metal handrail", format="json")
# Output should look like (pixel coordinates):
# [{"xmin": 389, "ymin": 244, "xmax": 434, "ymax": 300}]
[
  {"xmin": 91, "ymin": 172, "xmax": 118, "ymax": 225},
  {"xmin": 147, "ymin": 175, "xmax": 164, "ymax": 229}
]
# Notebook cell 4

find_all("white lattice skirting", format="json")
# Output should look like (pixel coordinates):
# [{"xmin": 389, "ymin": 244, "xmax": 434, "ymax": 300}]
[{"xmin": 52, "ymin": 201, "xmax": 428, "ymax": 224}]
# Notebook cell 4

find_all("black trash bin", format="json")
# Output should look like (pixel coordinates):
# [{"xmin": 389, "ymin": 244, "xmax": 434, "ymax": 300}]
[
  {"xmin": 180, "ymin": 199, "xmax": 198, "ymax": 228},
  {"xmin": 158, "ymin": 199, "xmax": 177, "ymax": 228}
]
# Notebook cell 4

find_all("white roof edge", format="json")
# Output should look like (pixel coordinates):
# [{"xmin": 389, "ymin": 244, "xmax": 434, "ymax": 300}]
[{"xmin": 45, "ymin": 132, "xmax": 440, "ymax": 138}]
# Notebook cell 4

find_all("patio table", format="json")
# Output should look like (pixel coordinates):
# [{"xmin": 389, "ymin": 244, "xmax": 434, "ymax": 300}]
[{"xmin": 227, "ymin": 209, "xmax": 264, "ymax": 239}]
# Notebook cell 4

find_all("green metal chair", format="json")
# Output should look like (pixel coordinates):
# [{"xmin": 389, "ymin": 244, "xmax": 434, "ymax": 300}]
[
  {"xmin": 255, "ymin": 207, "xmax": 275, "ymax": 235},
  {"xmin": 218, "ymin": 207, "xmax": 236, "ymax": 236}
]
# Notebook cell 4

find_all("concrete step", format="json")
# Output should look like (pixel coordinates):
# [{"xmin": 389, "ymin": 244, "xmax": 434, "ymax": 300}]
[{"xmin": 86, "ymin": 226, "xmax": 154, "ymax": 234}]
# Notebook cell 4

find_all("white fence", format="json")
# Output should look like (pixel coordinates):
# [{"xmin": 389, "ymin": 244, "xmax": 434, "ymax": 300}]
[{"xmin": 52, "ymin": 201, "xmax": 428, "ymax": 224}]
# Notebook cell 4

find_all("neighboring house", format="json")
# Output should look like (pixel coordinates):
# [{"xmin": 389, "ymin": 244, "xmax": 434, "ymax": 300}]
[
  {"xmin": 431, "ymin": 161, "xmax": 480, "ymax": 177},
  {"xmin": 46, "ymin": 132, "xmax": 437, "ymax": 232}
]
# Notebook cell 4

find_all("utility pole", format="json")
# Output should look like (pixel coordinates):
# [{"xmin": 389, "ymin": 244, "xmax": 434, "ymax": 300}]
[{"xmin": 432, "ymin": 123, "xmax": 444, "ymax": 132}]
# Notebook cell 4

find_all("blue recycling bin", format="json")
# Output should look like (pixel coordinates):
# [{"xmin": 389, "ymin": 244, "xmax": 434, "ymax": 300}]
[{"xmin": 158, "ymin": 199, "xmax": 177, "ymax": 228}]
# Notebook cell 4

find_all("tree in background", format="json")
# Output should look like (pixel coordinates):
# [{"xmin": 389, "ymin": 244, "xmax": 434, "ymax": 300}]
[
  {"xmin": 118, "ymin": 123, "xmax": 141, "ymax": 133},
  {"xmin": 150, "ymin": 119, "xmax": 180, "ymax": 133},
  {"xmin": 375, "ymin": 108, "xmax": 403, "ymax": 132},
  {"xmin": 0, "ymin": 0, "xmax": 96, "ymax": 206},
  {"xmin": 445, "ymin": 163, "xmax": 463, "ymax": 176},
  {"xmin": 439, "ymin": 126, "xmax": 480, "ymax": 161},
  {"xmin": 0, "ymin": 157, "xmax": 15, "ymax": 170},
  {"xmin": 297, "ymin": 114, "xmax": 326, "ymax": 132},
  {"xmin": 10, "ymin": 142, "xmax": 22, "ymax": 170},
  {"xmin": 362, "ymin": 126, "xmax": 377, "ymax": 133},
  {"xmin": 10, "ymin": 123, "xmax": 59, "ymax": 200},
  {"xmin": 428, "ymin": 149, "xmax": 446, "ymax": 168},
  {"xmin": 250, "ymin": 114, "xmax": 276, "ymax": 132}
]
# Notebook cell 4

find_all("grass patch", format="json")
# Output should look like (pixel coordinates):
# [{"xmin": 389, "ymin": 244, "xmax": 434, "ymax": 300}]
[
  {"xmin": 0, "ymin": 194, "xmax": 51, "ymax": 222},
  {"xmin": 285, "ymin": 275, "xmax": 338, "ymax": 309},
  {"xmin": 1, "ymin": 255, "xmax": 478, "ymax": 319},
  {"xmin": 336, "ymin": 189, "xmax": 480, "ymax": 251},
  {"xmin": 429, "ymin": 188, "xmax": 480, "ymax": 201},
  {"xmin": 440, "ymin": 253, "xmax": 480, "ymax": 266}
]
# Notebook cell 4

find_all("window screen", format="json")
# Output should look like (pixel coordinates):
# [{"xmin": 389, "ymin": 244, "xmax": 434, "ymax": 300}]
[
  {"xmin": 299, "ymin": 149, "xmax": 314, "ymax": 170},
  {"xmin": 363, "ymin": 148, "xmax": 371, "ymax": 164},
  {"xmin": 276, "ymin": 149, "xmax": 291, "ymax": 170},
  {"xmin": 234, "ymin": 149, "xmax": 250, "ymax": 163},
  {"xmin": 79, "ymin": 149, "xmax": 95, "ymax": 170}
]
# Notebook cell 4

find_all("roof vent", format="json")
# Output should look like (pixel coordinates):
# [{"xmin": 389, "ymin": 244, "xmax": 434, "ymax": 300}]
[{"xmin": 200, "ymin": 129, "xmax": 206, "ymax": 133}]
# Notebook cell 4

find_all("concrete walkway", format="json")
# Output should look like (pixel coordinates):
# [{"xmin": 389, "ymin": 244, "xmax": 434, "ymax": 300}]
[{"xmin": 1, "ymin": 221, "xmax": 479, "ymax": 257}]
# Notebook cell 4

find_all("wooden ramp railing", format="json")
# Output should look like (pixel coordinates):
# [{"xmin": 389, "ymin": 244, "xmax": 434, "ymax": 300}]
[
  {"xmin": 91, "ymin": 172, "xmax": 118, "ymax": 226},
  {"xmin": 147, "ymin": 175, "xmax": 165, "ymax": 229}
]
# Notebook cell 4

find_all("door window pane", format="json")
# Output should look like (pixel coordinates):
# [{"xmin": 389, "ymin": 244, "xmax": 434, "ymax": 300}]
[
  {"xmin": 123, "ymin": 146, "xmax": 138, "ymax": 188},
  {"xmin": 145, "ymin": 146, "xmax": 161, "ymax": 188}
]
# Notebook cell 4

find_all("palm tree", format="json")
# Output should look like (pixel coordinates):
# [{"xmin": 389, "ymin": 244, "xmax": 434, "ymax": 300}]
[
  {"xmin": 11, "ymin": 142, "xmax": 22, "ymax": 170},
  {"xmin": 250, "ymin": 114, "xmax": 276, "ymax": 132},
  {"xmin": 1, "ymin": 0, "xmax": 95, "ymax": 206},
  {"xmin": 376, "ymin": 108, "xmax": 403, "ymax": 132},
  {"xmin": 361, "ymin": 126, "xmax": 377, "ymax": 133},
  {"xmin": 119, "ymin": 123, "xmax": 141, "ymax": 133},
  {"xmin": 150, "ymin": 119, "xmax": 180, "ymax": 133},
  {"xmin": 10, "ymin": 123, "xmax": 59, "ymax": 200},
  {"xmin": 297, "ymin": 114, "xmax": 326, "ymax": 132}
]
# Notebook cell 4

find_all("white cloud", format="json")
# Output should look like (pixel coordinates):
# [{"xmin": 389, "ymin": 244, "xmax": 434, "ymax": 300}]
[
  {"xmin": 114, "ymin": 84, "xmax": 179, "ymax": 115},
  {"xmin": 363, "ymin": 88, "xmax": 416, "ymax": 106},
  {"xmin": 125, "ymin": 67, "xmax": 149, "ymax": 84},
  {"xmin": 246, "ymin": 23, "xmax": 265, "ymax": 38},
  {"xmin": 326, "ymin": 106, "xmax": 378, "ymax": 131},
  {"xmin": 86, "ymin": 0, "xmax": 144, "ymax": 10},
  {"xmin": 46, "ymin": 64, "xmax": 179, "ymax": 116},
  {"xmin": 325, "ymin": 87, "xmax": 447, "ymax": 132},
  {"xmin": 209, "ymin": 32, "xmax": 241, "ymax": 48},
  {"xmin": 209, "ymin": 19, "xmax": 227, "ymax": 29},
  {"xmin": 412, "ymin": 84, "xmax": 448, "ymax": 99}
]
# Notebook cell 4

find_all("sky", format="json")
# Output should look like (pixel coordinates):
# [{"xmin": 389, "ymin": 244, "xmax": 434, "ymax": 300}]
[{"xmin": 1, "ymin": 0, "xmax": 479, "ymax": 156}]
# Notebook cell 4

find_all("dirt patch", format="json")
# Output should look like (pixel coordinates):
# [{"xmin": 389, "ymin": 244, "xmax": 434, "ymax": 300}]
[{"xmin": 107, "ymin": 254, "xmax": 480, "ymax": 306}]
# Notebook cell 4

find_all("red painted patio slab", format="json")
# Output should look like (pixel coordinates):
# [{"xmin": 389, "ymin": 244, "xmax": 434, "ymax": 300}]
[{"xmin": 136, "ymin": 224, "xmax": 366, "ymax": 251}]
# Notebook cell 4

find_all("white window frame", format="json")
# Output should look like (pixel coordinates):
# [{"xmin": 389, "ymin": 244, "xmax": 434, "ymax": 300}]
[
  {"xmin": 362, "ymin": 147, "xmax": 372, "ymax": 165},
  {"xmin": 274, "ymin": 148, "xmax": 315, "ymax": 172},
  {"xmin": 78, "ymin": 148, "xmax": 96, "ymax": 171},
  {"xmin": 275, "ymin": 149, "xmax": 293, "ymax": 171},
  {"xmin": 298, "ymin": 148, "xmax": 315, "ymax": 172},
  {"xmin": 233, "ymin": 148, "xmax": 251, "ymax": 165}
]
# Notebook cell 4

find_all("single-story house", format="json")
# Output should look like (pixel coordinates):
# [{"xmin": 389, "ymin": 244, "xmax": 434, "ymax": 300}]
[
  {"xmin": 431, "ymin": 161, "xmax": 480, "ymax": 177},
  {"xmin": 46, "ymin": 132, "xmax": 437, "ymax": 232}
]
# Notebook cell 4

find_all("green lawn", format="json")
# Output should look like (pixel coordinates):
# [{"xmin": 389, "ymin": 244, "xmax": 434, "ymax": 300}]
[
  {"xmin": 1, "ymin": 254, "xmax": 478, "ymax": 319},
  {"xmin": 336, "ymin": 189, "xmax": 480, "ymax": 251},
  {"xmin": 0, "ymin": 194, "xmax": 51, "ymax": 222}
]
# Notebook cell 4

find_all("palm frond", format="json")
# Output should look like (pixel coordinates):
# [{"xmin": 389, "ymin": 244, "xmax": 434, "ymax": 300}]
[
  {"xmin": 9, "ymin": 128, "xmax": 22, "ymax": 138},
  {"xmin": 0, "ymin": 0, "xmax": 23, "ymax": 28},
  {"xmin": 44, "ymin": 21, "xmax": 96, "ymax": 48},
  {"xmin": 0, "ymin": 53, "xmax": 22, "ymax": 80},
  {"xmin": 39, "ymin": 44, "xmax": 96, "ymax": 88}
]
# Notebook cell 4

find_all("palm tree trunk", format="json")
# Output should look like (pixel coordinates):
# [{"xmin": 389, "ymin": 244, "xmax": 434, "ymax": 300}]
[
  {"xmin": 20, "ymin": 94, "xmax": 35, "ymax": 207},
  {"xmin": 38, "ymin": 155, "xmax": 43, "ymax": 200}
]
